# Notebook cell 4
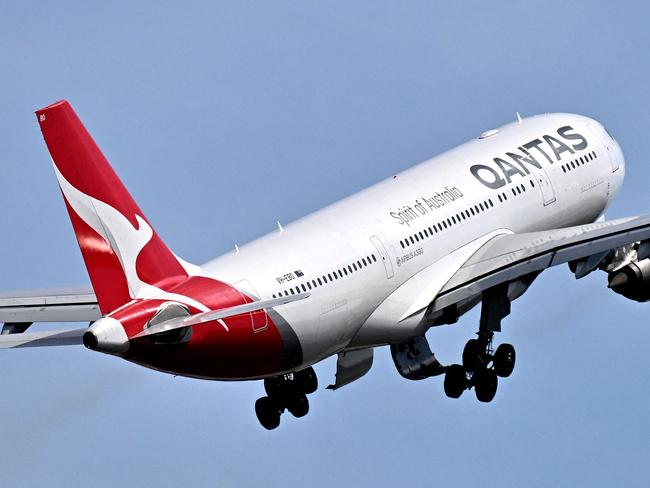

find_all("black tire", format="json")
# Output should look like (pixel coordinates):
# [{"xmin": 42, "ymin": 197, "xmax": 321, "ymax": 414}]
[
  {"xmin": 255, "ymin": 397, "xmax": 281, "ymax": 430},
  {"xmin": 295, "ymin": 367, "xmax": 318, "ymax": 394},
  {"xmin": 493, "ymin": 343, "xmax": 516, "ymax": 378},
  {"xmin": 444, "ymin": 364, "xmax": 466, "ymax": 399},
  {"xmin": 462, "ymin": 339, "xmax": 482, "ymax": 372},
  {"xmin": 264, "ymin": 377, "xmax": 286, "ymax": 399},
  {"xmin": 286, "ymin": 393, "xmax": 310, "ymax": 418},
  {"xmin": 474, "ymin": 369, "xmax": 498, "ymax": 403}
]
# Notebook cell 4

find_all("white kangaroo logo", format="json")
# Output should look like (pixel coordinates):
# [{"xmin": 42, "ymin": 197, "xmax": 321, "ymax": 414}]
[{"xmin": 53, "ymin": 161, "xmax": 209, "ymax": 312}]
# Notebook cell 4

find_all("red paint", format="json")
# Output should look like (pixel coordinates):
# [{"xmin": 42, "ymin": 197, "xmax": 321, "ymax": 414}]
[
  {"xmin": 109, "ymin": 276, "xmax": 289, "ymax": 379},
  {"xmin": 36, "ymin": 100, "xmax": 188, "ymax": 313},
  {"xmin": 64, "ymin": 198, "xmax": 132, "ymax": 314},
  {"xmin": 36, "ymin": 100, "xmax": 300, "ymax": 379}
]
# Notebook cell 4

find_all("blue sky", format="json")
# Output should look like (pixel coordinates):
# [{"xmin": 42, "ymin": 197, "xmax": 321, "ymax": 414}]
[{"xmin": 1, "ymin": 1, "xmax": 649, "ymax": 486}]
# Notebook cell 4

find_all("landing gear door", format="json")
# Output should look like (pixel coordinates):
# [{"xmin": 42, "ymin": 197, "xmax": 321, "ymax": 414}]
[{"xmin": 370, "ymin": 235, "xmax": 394, "ymax": 279}]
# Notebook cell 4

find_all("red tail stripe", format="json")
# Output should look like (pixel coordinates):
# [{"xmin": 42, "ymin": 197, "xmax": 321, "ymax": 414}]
[{"xmin": 37, "ymin": 100, "xmax": 189, "ymax": 313}]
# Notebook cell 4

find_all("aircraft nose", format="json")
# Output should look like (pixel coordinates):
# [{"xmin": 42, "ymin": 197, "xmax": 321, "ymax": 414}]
[{"xmin": 83, "ymin": 317, "xmax": 129, "ymax": 354}]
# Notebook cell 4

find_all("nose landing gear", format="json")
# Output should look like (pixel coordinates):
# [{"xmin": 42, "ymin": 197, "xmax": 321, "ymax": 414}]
[{"xmin": 254, "ymin": 367, "xmax": 318, "ymax": 430}]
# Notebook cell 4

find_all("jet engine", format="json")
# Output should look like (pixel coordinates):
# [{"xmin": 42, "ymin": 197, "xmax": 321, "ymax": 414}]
[
  {"xmin": 608, "ymin": 258, "xmax": 650, "ymax": 302},
  {"xmin": 569, "ymin": 240, "xmax": 650, "ymax": 302}
]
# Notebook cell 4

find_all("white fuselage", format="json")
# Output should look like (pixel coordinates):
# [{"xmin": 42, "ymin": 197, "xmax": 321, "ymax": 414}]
[{"xmin": 201, "ymin": 114, "xmax": 625, "ymax": 367}]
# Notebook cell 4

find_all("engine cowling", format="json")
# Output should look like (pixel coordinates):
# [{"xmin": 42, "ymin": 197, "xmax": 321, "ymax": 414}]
[{"xmin": 608, "ymin": 258, "xmax": 650, "ymax": 302}]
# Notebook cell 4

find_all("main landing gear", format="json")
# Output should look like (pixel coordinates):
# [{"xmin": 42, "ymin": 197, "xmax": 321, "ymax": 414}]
[
  {"xmin": 255, "ymin": 367, "xmax": 318, "ymax": 430},
  {"xmin": 444, "ymin": 333, "xmax": 515, "ymax": 402},
  {"xmin": 444, "ymin": 281, "xmax": 519, "ymax": 403}
]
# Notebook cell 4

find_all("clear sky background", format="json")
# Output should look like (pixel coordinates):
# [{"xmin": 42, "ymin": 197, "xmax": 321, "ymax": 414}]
[{"xmin": 1, "ymin": 1, "xmax": 649, "ymax": 487}]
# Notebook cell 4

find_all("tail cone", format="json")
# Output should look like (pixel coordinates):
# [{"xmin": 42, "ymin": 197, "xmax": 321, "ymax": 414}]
[{"xmin": 83, "ymin": 317, "xmax": 129, "ymax": 354}]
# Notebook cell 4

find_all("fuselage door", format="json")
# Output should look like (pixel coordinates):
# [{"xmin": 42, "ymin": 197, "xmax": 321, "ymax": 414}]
[
  {"xmin": 531, "ymin": 165, "xmax": 556, "ymax": 206},
  {"xmin": 234, "ymin": 279, "xmax": 268, "ymax": 333},
  {"xmin": 587, "ymin": 123, "xmax": 619, "ymax": 172},
  {"xmin": 370, "ymin": 235, "xmax": 394, "ymax": 279}
]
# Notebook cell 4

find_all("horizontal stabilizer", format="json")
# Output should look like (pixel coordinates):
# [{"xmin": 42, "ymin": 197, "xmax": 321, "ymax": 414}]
[
  {"xmin": 0, "ymin": 328, "xmax": 87, "ymax": 348},
  {"xmin": 134, "ymin": 293, "xmax": 310, "ymax": 339},
  {"xmin": 0, "ymin": 286, "xmax": 99, "ymax": 323}
]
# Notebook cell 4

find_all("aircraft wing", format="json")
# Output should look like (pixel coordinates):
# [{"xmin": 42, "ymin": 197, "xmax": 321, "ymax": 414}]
[
  {"xmin": 0, "ymin": 286, "xmax": 100, "ymax": 324},
  {"xmin": 431, "ymin": 214, "xmax": 650, "ymax": 313}
]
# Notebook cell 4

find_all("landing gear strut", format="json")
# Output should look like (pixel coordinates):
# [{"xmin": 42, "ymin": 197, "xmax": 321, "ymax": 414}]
[
  {"xmin": 254, "ymin": 367, "xmax": 318, "ymax": 430},
  {"xmin": 444, "ymin": 282, "xmax": 517, "ymax": 402}
]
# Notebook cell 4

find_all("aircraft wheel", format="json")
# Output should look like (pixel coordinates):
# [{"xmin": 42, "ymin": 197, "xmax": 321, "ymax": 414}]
[
  {"xmin": 444, "ymin": 364, "xmax": 466, "ymax": 399},
  {"xmin": 493, "ymin": 343, "xmax": 516, "ymax": 378},
  {"xmin": 263, "ymin": 377, "xmax": 284, "ymax": 399},
  {"xmin": 255, "ymin": 397, "xmax": 281, "ymax": 430},
  {"xmin": 286, "ymin": 393, "xmax": 310, "ymax": 418},
  {"xmin": 295, "ymin": 367, "xmax": 318, "ymax": 394},
  {"xmin": 474, "ymin": 369, "xmax": 498, "ymax": 403},
  {"xmin": 462, "ymin": 339, "xmax": 482, "ymax": 372}
]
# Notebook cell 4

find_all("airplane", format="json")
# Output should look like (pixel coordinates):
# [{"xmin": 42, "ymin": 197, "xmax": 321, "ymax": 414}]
[{"xmin": 2, "ymin": 100, "xmax": 646, "ymax": 430}]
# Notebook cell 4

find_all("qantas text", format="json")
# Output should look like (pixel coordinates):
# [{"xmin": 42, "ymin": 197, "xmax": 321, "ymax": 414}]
[{"xmin": 469, "ymin": 125, "xmax": 588, "ymax": 189}]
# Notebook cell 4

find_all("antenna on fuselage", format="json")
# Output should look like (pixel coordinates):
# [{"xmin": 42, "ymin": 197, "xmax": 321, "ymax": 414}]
[
  {"xmin": 235, "ymin": 244, "xmax": 240, "ymax": 254},
  {"xmin": 516, "ymin": 112, "xmax": 522, "ymax": 124},
  {"xmin": 277, "ymin": 221, "xmax": 284, "ymax": 233}
]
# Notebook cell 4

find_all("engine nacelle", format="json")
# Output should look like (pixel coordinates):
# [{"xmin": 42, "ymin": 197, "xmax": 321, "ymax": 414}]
[{"xmin": 608, "ymin": 258, "xmax": 650, "ymax": 302}]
